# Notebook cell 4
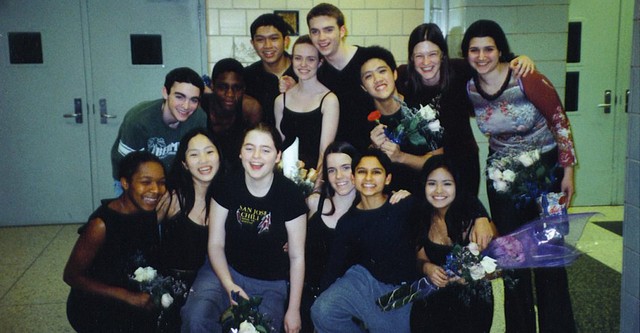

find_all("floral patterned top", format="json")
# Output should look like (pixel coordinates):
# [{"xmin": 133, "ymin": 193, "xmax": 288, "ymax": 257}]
[{"xmin": 467, "ymin": 71, "xmax": 577, "ymax": 167}]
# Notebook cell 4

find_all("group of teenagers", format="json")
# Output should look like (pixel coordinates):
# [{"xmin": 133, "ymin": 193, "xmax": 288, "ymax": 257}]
[{"xmin": 63, "ymin": 2, "xmax": 579, "ymax": 333}]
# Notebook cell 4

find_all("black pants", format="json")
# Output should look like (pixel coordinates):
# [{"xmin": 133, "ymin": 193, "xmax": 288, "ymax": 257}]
[{"xmin": 486, "ymin": 148, "xmax": 576, "ymax": 333}]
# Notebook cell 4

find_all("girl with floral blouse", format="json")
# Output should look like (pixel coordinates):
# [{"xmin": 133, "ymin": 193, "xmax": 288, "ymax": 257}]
[{"xmin": 462, "ymin": 19, "xmax": 577, "ymax": 333}]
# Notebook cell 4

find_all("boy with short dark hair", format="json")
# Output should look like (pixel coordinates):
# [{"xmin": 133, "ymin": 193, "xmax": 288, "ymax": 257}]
[
  {"xmin": 244, "ymin": 13, "xmax": 298, "ymax": 126},
  {"xmin": 110, "ymin": 67, "xmax": 206, "ymax": 195}
]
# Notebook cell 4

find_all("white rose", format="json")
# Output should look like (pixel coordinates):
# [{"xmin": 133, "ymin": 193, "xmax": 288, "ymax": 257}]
[
  {"xmin": 161, "ymin": 293, "xmax": 174, "ymax": 308},
  {"xmin": 133, "ymin": 266, "xmax": 157, "ymax": 282},
  {"xmin": 427, "ymin": 119, "xmax": 441, "ymax": 132},
  {"xmin": 480, "ymin": 256, "xmax": 498, "ymax": 274},
  {"xmin": 502, "ymin": 169, "xmax": 516, "ymax": 182},
  {"xmin": 518, "ymin": 152, "xmax": 535, "ymax": 167},
  {"xmin": 493, "ymin": 180, "xmax": 509, "ymax": 192},
  {"xmin": 469, "ymin": 264, "xmax": 486, "ymax": 281},
  {"xmin": 467, "ymin": 242, "xmax": 480, "ymax": 256},
  {"xmin": 239, "ymin": 321, "xmax": 258, "ymax": 333},
  {"xmin": 531, "ymin": 149, "xmax": 541, "ymax": 161},
  {"xmin": 487, "ymin": 167, "xmax": 502, "ymax": 181},
  {"xmin": 418, "ymin": 104, "xmax": 437, "ymax": 120}
]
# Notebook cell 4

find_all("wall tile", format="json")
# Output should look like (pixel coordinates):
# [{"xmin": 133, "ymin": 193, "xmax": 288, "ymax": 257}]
[
  {"xmin": 208, "ymin": 36, "xmax": 234, "ymax": 62},
  {"xmin": 509, "ymin": 33, "xmax": 567, "ymax": 62},
  {"xmin": 233, "ymin": 0, "xmax": 259, "ymax": 9},
  {"xmin": 208, "ymin": 0, "xmax": 232, "ymax": 9},
  {"xmin": 261, "ymin": 0, "xmax": 287, "ymax": 9},
  {"xmin": 351, "ymin": 10, "xmax": 378, "ymax": 35},
  {"xmin": 206, "ymin": 9, "xmax": 220, "ymax": 35},
  {"xmin": 220, "ymin": 10, "xmax": 247, "ymax": 35},
  {"xmin": 288, "ymin": 0, "xmax": 313, "ymax": 9},
  {"xmin": 339, "ymin": 0, "xmax": 365, "ymax": 9},
  {"xmin": 402, "ymin": 10, "xmax": 424, "ymax": 35},
  {"xmin": 449, "ymin": 0, "xmax": 465, "ymax": 8},
  {"xmin": 246, "ymin": 10, "xmax": 272, "ymax": 36},
  {"xmin": 465, "ymin": 7, "xmax": 519, "ymax": 29},
  {"xmin": 363, "ymin": 36, "xmax": 390, "ymax": 49},
  {"xmin": 234, "ymin": 37, "xmax": 259, "ymax": 64},
  {"xmin": 349, "ymin": 36, "xmax": 366, "ymax": 47},
  {"xmin": 515, "ymin": 5, "xmax": 568, "ymax": 33},
  {"xmin": 390, "ymin": 36, "xmax": 409, "ymax": 64},
  {"xmin": 379, "ymin": 10, "xmax": 404, "ymax": 35},
  {"xmin": 365, "ymin": 0, "xmax": 391, "ymax": 9}
]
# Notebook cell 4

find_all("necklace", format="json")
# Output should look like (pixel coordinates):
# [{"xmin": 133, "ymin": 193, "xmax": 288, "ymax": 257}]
[{"xmin": 475, "ymin": 68, "xmax": 512, "ymax": 101}]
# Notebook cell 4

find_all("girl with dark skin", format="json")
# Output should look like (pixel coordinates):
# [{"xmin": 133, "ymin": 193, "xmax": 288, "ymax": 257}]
[{"xmin": 64, "ymin": 151, "xmax": 167, "ymax": 333}]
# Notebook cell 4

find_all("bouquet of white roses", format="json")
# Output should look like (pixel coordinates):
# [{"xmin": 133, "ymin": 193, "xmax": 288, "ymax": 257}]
[
  {"xmin": 131, "ymin": 266, "xmax": 188, "ymax": 309},
  {"xmin": 131, "ymin": 266, "xmax": 189, "ymax": 330},
  {"xmin": 444, "ymin": 243, "xmax": 498, "ymax": 282},
  {"xmin": 487, "ymin": 148, "xmax": 560, "ymax": 208},
  {"xmin": 368, "ymin": 97, "xmax": 444, "ymax": 151},
  {"xmin": 377, "ymin": 242, "xmax": 496, "ymax": 311}
]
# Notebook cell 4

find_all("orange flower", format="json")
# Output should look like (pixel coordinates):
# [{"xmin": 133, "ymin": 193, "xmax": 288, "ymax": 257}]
[{"xmin": 368, "ymin": 110, "xmax": 382, "ymax": 123}]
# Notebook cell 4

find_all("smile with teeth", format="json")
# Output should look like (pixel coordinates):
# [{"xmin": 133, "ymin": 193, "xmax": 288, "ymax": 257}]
[
  {"xmin": 335, "ymin": 180, "xmax": 350, "ymax": 187},
  {"xmin": 374, "ymin": 83, "xmax": 387, "ymax": 91},
  {"xmin": 198, "ymin": 166, "xmax": 213, "ymax": 174},
  {"xmin": 249, "ymin": 162, "xmax": 263, "ymax": 170},
  {"xmin": 143, "ymin": 196, "xmax": 159, "ymax": 204}
]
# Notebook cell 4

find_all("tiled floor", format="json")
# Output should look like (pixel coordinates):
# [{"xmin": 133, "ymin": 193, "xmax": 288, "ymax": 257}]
[{"xmin": 0, "ymin": 206, "xmax": 623, "ymax": 332}]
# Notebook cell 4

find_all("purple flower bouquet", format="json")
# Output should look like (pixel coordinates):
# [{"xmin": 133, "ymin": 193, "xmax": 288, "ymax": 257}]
[{"xmin": 377, "ymin": 212, "xmax": 597, "ymax": 311}]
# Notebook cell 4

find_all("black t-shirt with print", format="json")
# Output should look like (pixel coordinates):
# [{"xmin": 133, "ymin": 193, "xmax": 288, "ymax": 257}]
[{"xmin": 213, "ymin": 169, "xmax": 308, "ymax": 280}]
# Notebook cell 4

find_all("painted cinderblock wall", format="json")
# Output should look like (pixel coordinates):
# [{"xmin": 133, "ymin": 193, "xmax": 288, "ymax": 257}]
[{"xmin": 204, "ymin": 0, "xmax": 426, "ymax": 73}]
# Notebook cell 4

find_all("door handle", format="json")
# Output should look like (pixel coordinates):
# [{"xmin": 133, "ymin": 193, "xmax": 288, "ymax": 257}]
[
  {"xmin": 625, "ymin": 89, "xmax": 630, "ymax": 113},
  {"xmin": 597, "ymin": 90, "xmax": 611, "ymax": 114},
  {"xmin": 63, "ymin": 98, "xmax": 83, "ymax": 123},
  {"xmin": 99, "ymin": 98, "xmax": 117, "ymax": 124}
]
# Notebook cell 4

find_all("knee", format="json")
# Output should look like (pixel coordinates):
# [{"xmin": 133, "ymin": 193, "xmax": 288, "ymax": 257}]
[
  {"xmin": 180, "ymin": 294, "xmax": 221, "ymax": 332},
  {"xmin": 310, "ymin": 294, "xmax": 334, "ymax": 326}
]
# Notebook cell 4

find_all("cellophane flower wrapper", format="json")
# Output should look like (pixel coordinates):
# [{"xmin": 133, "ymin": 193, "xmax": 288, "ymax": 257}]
[
  {"xmin": 376, "ymin": 277, "xmax": 439, "ymax": 311},
  {"xmin": 482, "ymin": 212, "xmax": 597, "ymax": 269},
  {"xmin": 377, "ymin": 212, "xmax": 598, "ymax": 311}
]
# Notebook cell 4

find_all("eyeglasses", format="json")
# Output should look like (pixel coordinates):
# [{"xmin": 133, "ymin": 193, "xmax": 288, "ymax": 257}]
[{"xmin": 412, "ymin": 51, "xmax": 441, "ymax": 62}]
